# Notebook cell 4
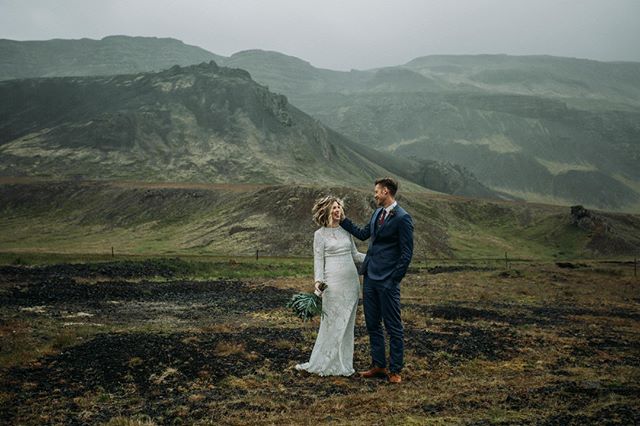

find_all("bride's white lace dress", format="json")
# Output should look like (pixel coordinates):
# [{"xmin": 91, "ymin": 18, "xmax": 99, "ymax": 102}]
[{"xmin": 296, "ymin": 226, "xmax": 365, "ymax": 376}]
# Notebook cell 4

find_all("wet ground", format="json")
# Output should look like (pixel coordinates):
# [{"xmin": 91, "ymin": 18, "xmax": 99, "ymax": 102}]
[{"xmin": 1, "ymin": 261, "xmax": 639, "ymax": 425}]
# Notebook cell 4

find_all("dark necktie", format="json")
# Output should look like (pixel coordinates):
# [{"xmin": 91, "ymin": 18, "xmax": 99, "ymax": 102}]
[{"xmin": 377, "ymin": 209, "xmax": 387, "ymax": 228}]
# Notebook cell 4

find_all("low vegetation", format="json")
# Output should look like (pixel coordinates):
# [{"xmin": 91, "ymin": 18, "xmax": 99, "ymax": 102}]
[
  {"xmin": 2, "ymin": 180, "xmax": 639, "ymax": 261},
  {"xmin": 1, "ymin": 256, "xmax": 638, "ymax": 424}
]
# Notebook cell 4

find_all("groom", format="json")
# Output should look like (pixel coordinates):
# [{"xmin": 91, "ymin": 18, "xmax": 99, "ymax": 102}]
[{"xmin": 340, "ymin": 177, "xmax": 414, "ymax": 383}]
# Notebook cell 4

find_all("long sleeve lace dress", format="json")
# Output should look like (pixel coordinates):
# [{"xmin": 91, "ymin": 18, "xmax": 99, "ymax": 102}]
[{"xmin": 295, "ymin": 226, "xmax": 365, "ymax": 376}]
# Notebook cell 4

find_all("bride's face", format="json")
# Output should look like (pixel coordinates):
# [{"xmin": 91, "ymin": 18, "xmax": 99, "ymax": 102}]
[{"xmin": 330, "ymin": 201, "xmax": 342, "ymax": 225}]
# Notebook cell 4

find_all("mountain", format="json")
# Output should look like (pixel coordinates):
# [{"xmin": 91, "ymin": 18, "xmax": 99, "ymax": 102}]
[
  {"xmin": 228, "ymin": 54, "xmax": 640, "ymax": 212},
  {"xmin": 0, "ymin": 60, "xmax": 503, "ymax": 199},
  {"xmin": 0, "ymin": 61, "xmax": 395, "ymax": 186},
  {"xmin": 402, "ymin": 55, "xmax": 640, "ymax": 109},
  {"xmin": 223, "ymin": 50, "xmax": 444, "ymax": 94},
  {"xmin": 222, "ymin": 49, "xmax": 369, "ymax": 96},
  {"xmin": 0, "ymin": 36, "xmax": 224, "ymax": 80},
  {"xmin": 296, "ymin": 91, "xmax": 640, "ymax": 210},
  {"xmin": 2, "ymin": 37, "xmax": 638, "ymax": 210}
]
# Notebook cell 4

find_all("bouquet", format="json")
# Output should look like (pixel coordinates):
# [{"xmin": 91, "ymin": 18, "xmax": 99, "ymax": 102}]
[{"xmin": 287, "ymin": 282, "xmax": 327, "ymax": 321}]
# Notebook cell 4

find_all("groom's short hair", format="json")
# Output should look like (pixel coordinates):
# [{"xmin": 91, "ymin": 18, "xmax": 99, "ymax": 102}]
[{"xmin": 375, "ymin": 177, "xmax": 398, "ymax": 196}]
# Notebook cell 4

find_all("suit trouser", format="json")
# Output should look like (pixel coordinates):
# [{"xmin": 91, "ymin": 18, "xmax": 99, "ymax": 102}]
[{"xmin": 363, "ymin": 275, "xmax": 404, "ymax": 373}]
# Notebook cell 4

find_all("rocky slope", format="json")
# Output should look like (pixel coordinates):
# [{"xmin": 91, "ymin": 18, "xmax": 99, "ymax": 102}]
[
  {"xmin": 0, "ymin": 61, "xmax": 503, "ymax": 199},
  {"xmin": 0, "ymin": 62, "xmax": 398, "ymax": 186}
]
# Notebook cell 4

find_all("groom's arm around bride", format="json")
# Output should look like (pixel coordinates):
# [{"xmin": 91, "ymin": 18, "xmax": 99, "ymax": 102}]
[{"xmin": 340, "ymin": 177, "xmax": 414, "ymax": 284}]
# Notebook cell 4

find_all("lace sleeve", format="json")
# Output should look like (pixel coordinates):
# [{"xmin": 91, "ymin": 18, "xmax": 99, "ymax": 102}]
[
  {"xmin": 313, "ymin": 230, "xmax": 325, "ymax": 283},
  {"xmin": 350, "ymin": 235, "xmax": 366, "ymax": 264}
]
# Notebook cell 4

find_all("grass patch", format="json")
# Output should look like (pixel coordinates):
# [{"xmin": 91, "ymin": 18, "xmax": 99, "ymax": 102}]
[{"xmin": 105, "ymin": 416, "xmax": 157, "ymax": 426}]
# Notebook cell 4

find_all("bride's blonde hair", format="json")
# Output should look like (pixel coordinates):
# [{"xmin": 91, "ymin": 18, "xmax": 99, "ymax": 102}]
[{"xmin": 312, "ymin": 195, "xmax": 343, "ymax": 227}]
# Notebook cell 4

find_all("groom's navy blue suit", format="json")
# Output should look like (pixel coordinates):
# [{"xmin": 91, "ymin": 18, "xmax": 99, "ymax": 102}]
[{"xmin": 341, "ymin": 204, "xmax": 413, "ymax": 373}]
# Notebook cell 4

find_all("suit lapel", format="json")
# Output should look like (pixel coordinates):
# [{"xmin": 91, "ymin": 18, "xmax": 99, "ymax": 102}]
[
  {"xmin": 371, "ymin": 208, "xmax": 382, "ymax": 240},
  {"xmin": 373, "ymin": 207, "xmax": 389, "ymax": 240}
]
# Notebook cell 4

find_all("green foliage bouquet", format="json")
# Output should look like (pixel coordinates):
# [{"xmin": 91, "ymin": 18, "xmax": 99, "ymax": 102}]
[{"xmin": 287, "ymin": 282, "xmax": 327, "ymax": 321}]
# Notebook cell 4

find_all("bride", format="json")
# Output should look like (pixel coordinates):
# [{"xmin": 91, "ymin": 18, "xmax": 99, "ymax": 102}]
[{"xmin": 295, "ymin": 195, "xmax": 366, "ymax": 376}]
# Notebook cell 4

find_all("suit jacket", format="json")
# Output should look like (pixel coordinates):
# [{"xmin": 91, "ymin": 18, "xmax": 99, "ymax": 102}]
[{"xmin": 341, "ymin": 205, "xmax": 414, "ymax": 282}]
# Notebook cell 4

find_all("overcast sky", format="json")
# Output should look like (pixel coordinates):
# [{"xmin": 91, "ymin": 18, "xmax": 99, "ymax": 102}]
[{"xmin": 1, "ymin": 0, "xmax": 639, "ymax": 70}]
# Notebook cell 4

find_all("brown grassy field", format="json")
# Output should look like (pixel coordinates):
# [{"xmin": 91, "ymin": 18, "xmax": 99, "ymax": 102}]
[{"xmin": 1, "ymin": 259, "xmax": 639, "ymax": 425}]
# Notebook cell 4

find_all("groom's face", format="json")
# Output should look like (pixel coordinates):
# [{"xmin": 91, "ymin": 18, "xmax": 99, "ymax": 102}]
[{"xmin": 374, "ymin": 184, "xmax": 390, "ymax": 207}]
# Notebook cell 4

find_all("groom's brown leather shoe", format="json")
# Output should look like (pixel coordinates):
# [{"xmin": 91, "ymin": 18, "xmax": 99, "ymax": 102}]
[
  {"xmin": 359, "ymin": 367, "xmax": 388, "ymax": 378},
  {"xmin": 388, "ymin": 373, "xmax": 402, "ymax": 384}
]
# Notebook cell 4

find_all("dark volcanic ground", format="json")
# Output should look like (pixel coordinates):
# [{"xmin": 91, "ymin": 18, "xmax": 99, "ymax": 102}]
[{"xmin": 1, "ymin": 261, "xmax": 639, "ymax": 425}]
